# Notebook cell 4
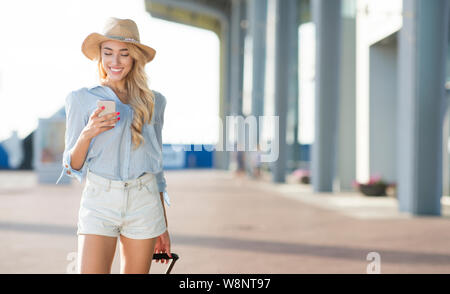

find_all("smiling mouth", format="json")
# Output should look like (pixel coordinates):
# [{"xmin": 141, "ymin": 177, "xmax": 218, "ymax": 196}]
[{"xmin": 110, "ymin": 67, "xmax": 123, "ymax": 73}]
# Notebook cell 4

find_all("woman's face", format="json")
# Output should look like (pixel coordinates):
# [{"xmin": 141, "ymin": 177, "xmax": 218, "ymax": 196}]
[{"xmin": 100, "ymin": 40, "xmax": 134, "ymax": 82}]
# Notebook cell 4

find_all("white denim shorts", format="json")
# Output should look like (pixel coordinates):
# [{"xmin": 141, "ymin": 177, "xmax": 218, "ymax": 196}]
[{"xmin": 77, "ymin": 169, "xmax": 167, "ymax": 239}]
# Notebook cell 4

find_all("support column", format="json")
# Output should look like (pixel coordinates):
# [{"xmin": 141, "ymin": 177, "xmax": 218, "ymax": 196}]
[
  {"xmin": 285, "ymin": 0, "xmax": 300, "ymax": 173},
  {"xmin": 249, "ymin": 0, "xmax": 267, "ymax": 144},
  {"xmin": 443, "ymin": 19, "xmax": 450, "ymax": 195},
  {"xmin": 272, "ymin": 0, "xmax": 297, "ymax": 183},
  {"xmin": 397, "ymin": 0, "xmax": 449, "ymax": 215},
  {"xmin": 230, "ymin": 0, "xmax": 246, "ymax": 117},
  {"xmin": 242, "ymin": 0, "xmax": 267, "ymax": 176},
  {"xmin": 337, "ymin": 0, "xmax": 356, "ymax": 191},
  {"xmin": 214, "ymin": 19, "xmax": 231, "ymax": 170},
  {"xmin": 227, "ymin": 0, "xmax": 246, "ymax": 172},
  {"xmin": 311, "ymin": 0, "xmax": 342, "ymax": 192},
  {"xmin": 443, "ymin": 93, "xmax": 449, "ymax": 196}
]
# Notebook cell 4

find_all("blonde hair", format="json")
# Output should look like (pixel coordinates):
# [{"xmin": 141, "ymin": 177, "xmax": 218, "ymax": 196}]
[{"xmin": 97, "ymin": 42, "xmax": 155, "ymax": 150}]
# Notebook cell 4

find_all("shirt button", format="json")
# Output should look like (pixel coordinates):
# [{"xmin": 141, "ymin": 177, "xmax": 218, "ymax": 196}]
[
  {"xmin": 124, "ymin": 183, "xmax": 128, "ymax": 187},
  {"xmin": 67, "ymin": 170, "xmax": 71, "ymax": 175}
]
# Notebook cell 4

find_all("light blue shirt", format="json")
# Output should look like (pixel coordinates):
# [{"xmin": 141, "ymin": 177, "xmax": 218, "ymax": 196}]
[{"xmin": 55, "ymin": 84, "xmax": 170, "ymax": 206}]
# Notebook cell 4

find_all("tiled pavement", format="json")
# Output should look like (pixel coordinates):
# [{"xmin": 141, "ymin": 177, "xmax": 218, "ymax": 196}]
[{"xmin": 0, "ymin": 169, "xmax": 449, "ymax": 274}]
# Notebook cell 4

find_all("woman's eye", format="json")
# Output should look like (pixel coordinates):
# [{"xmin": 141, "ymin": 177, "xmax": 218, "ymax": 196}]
[{"xmin": 103, "ymin": 53, "xmax": 129, "ymax": 57}]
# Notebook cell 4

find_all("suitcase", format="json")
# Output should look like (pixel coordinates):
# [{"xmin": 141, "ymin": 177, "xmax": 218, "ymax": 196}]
[{"xmin": 152, "ymin": 253, "xmax": 179, "ymax": 274}]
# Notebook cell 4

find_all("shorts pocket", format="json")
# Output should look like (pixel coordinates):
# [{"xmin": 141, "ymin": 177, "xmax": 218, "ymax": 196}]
[{"xmin": 144, "ymin": 181, "xmax": 157, "ymax": 195}]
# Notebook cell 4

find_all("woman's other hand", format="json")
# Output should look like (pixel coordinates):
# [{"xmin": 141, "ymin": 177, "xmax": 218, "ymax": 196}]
[{"xmin": 154, "ymin": 230, "xmax": 172, "ymax": 264}]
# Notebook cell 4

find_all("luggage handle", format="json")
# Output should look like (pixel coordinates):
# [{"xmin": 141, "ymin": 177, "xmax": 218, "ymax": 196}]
[{"xmin": 152, "ymin": 253, "xmax": 179, "ymax": 274}]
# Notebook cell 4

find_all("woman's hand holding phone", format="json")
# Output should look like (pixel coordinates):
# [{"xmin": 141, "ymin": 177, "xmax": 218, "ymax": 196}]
[{"xmin": 82, "ymin": 106, "xmax": 120, "ymax": 140}]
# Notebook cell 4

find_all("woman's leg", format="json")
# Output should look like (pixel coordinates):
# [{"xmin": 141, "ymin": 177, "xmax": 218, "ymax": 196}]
[
  {"xmin": 119, "ymin": 234, "xmax": 157, "ymax": 274},
  {"xmin": 77, "ymin": 234, "xmax": 118, "ymax": 274}
]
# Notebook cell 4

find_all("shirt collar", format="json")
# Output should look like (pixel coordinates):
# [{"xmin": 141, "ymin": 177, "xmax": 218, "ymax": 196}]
[
  {"xmin": 88, "ymin": 84, "xmax": 130, "ymax": 106},
  {"xmin": 87, "ymin": 84, "xmax": 102, "ymax": 91}
]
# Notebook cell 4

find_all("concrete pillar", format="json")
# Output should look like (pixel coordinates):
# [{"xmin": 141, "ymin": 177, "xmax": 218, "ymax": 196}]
[
  {"xmin": 226, "ymin": 0, "xmax": 247, "ymax": 171},
  {"xmin": 397, "ymin": 0, "xmax": 449, "ymax": 215},
  {"xmin": 285, "ymin": 0, "xmax": 300, "ymax": 173},
  {"xmin": 443, "ymin": 18, "xmax": 450, "ymax": 195},
  {"xmin": 230, "ymin": 0, "xmax": 246, "ymax": 117},
  {"xmin": 214, "ymin": 19, "xmax": 231, "ymax": 170},
  {"xmin": 249, "ymin": 0, "xmax": 267, "ymax": 144},
  {"xmin": 272, "ymin": 0, "xmax": 298, "ymax": 183},
  {"xmin": 443, "ymin": 92, "xmax": 449, "ymax": 196},
  {"xmin": 337, "ymin": 0, "xmax": 356, "ymax": 191},
  {"xmin": 311, "ymin": 0, "xmax": 342, "ymax": 192},
  {"xmin": 240, "ymin": 0, "xmax": 267, "ymax": 176}
]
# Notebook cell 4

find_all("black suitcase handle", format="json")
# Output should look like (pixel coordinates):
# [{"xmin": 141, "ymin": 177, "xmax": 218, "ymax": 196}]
[{"xmin": 152, "ymin": 253, "xmax": 179, "ymax": 274}]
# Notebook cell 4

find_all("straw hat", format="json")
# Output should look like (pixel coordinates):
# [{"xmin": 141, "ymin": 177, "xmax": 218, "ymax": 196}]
[{"xmin": 81, "ymin": 17, "xmax": 156, "ymax": 63}]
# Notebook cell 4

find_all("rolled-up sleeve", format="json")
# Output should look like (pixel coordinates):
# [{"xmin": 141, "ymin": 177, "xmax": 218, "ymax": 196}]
[
  {"xmin": 154, "ymin": 93, "xmax": 170, "ymax": 206},
  {"xmin": 55, "ymin": 91, "xmax": 88, "ymax": 184}
]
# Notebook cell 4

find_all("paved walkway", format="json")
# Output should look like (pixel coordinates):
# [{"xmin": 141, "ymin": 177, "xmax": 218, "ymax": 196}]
[{"xmin": 0, "ymin": 169, "xmax": 449, "ymax": 274}]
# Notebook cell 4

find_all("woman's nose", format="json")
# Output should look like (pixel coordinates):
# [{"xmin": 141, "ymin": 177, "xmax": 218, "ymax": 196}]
[{"xmin": 112, "ymin": 54, "xmax": 121, "ymax": 64}]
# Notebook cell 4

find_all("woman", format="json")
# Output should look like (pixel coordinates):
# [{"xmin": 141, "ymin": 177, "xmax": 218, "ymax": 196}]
[{"xmin": 56, "ymin": 17, "xmax": 171, "ymax": 274}]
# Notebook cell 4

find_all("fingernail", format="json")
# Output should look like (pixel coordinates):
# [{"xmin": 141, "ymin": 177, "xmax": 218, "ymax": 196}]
[
  {"xmin": 101, "ymin": 106, "xmax": 105, "ymax": 110},
  {"xmin": 116, "ymin": 112, "xmax": 120, "ymax": 115},
  {"xmin": 118, "ymin": 117, "xmax": 120, "ymax": 120}
]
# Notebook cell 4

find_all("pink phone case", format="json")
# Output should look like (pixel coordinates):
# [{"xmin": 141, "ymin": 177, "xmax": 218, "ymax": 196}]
[{"xmin": 97, "ymin": 100, "xmax": 116, "ymax": 117}]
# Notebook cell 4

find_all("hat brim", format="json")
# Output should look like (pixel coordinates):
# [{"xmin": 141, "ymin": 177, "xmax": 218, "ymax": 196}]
[{"xmin": 81, "ymin": 32, "xmax": 156, "ymax": 63}]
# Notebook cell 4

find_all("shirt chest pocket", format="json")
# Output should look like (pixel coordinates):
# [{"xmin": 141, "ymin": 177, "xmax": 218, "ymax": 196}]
[{"xmin": 89, "ymin": 127, "xmax": 116, "ymax": 160}]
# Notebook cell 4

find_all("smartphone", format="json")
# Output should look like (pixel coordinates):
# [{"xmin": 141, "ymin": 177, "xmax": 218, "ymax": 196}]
[{"xmin": 97, "ymin": 100, "xmax": 116, "ymax": 117}]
